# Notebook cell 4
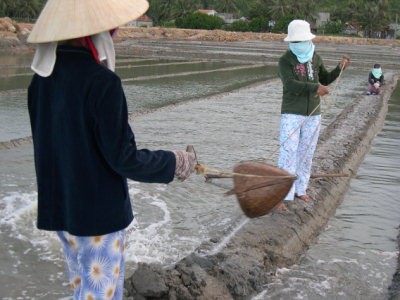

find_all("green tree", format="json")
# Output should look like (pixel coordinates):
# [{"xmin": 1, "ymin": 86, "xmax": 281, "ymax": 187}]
[
  {"xmin": 295, "ymin": 0, "xmax": 317, "ymax": 24},
  {"xmin": 322, "ymin": 20, "xmax": 344, "ymax": 34},
  {"xmin": 249, "ymin": 16, "xmax": 269, "ymax": 32},
  {"xmin": 171, "ymin": 0, "xmax": 201, "ymax": 19},
  {"xmin": 272, "ymin": 14, "xmax": 296, "ymax": 33},
  {"xmin": 175, "ymin": 12, "xmax": 224, "ymax": 30},
  {"xmin": 226, "ymin": 19, "xmax": 250, "ymax": 31},
  {"xmin": 215, "ymin": 0, "xmax": 238, "ymax": 14},
  {"xmin": 0, "ymin": 0, "xmax": 14, "ymax": 17},
  {"xmin": 247, "ymin": 2, "xmax": 271, "ymax": 19},
  {"xmin": 200, "ymin": 0, "xmax": 212, "ymax": 9},
  {"xmin": 358, "ymin": 0, "xmax": 390, "ymax": 37},
  {"xmin": 14, "ymin": 0, "xmax": 41, "ymax": 19},
  {"xmin": 265, "ymin": 0, "xmax": 293, "ymax": 19},
  {"xmin": 234, "ymin": 0, "xmax": 253, "ymax": 17},
  {"xmin": 147, "ymin": 0, "xmax": 174, "ymax": 25}
]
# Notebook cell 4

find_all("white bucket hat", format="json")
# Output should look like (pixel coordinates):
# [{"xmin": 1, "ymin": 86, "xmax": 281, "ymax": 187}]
[
  {"xmin": 284, "ymin": 19, "xmax": 316, "ymax": 42},
  {"xmin": 28, "ymin": 0, "xmax": 149, "ymax": 43}
]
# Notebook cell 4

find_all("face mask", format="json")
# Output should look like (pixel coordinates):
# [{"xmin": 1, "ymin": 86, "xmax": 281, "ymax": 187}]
[
  {"xmin": 289, "ymin": 41, "xmax": 315, "ymax": 63},
  {"xmin": 371, "ymin": 67, "xmax": 382, "ymax": 78}
]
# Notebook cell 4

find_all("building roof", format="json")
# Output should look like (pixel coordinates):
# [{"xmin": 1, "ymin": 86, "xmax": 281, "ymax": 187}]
[
  {"xmin": 197, "ymin": 9, "xmax": 217, "ymax": 14},
  {"xmin": 136, "ymin": 15, "xmax": 153, "ymax": 22}
]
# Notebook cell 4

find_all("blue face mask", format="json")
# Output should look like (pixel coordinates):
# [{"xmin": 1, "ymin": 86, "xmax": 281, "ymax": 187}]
[
  {"xmin": 371, "ymin": 68, "xmax": 382, "ymax": 78},
  {"xmin": 289, "ymin": 41, "xmax": 315, "ymax": 63}
]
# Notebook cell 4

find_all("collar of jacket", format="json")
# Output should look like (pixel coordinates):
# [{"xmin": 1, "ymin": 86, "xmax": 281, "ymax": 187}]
[{"xmin": 56, "ymin": 45, "xmax": 94, "ymax": 60}]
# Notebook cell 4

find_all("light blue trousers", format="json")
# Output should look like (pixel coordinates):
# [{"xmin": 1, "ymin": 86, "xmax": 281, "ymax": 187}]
[
  {"xmin": 278, "ymin": 114, "xmax": 321, "ymax": 200},
  {"xmin": 57, "ymin": 230, "xmax": 125, "ymax": 300}
]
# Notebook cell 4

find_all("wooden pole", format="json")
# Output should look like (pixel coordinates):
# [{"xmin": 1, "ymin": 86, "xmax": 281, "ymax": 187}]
[{"xmin": 204, "ymin": 173, "xmax": 349, "ymax": 180}]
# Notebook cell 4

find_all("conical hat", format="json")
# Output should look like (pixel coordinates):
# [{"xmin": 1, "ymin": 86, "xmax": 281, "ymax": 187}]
[{"xmin": 28, "ymin": 0, "xmax": 149, "ymax": 43}]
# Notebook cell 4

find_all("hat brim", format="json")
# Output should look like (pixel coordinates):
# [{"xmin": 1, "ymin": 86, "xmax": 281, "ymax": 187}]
[
  {"xmin": 28, "ymin": 0, "xmax": 149, "ymax": 43},
  {"xmin": 284, "ymin": 33, "xmax": 316, "ymax": 42}
]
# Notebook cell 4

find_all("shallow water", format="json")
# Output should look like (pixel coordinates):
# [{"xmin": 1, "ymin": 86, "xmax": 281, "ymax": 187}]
[
  {"xmin": 0, "ymin": 46, "xmax": 396, "ymax": 299},
  {"xmin": 0, "ymin": 53, "xmax": 274, "ymax": 142},
  {"xmin": 253, "ymin": 83, "xmax": 400, "ymax": 300}
]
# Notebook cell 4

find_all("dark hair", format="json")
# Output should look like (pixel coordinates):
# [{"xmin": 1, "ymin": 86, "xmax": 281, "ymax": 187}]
[{"xmin": 373, "ymin": 64, "xmax": 381, "ymax": 68}]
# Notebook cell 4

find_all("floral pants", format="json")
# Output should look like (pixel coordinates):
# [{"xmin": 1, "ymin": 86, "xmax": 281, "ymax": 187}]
[
  {"xmin": 57, "ymin": 230, "xmax": 125, "ymax": 300},
  {"xmin": 278, "ymin": 114, "xmax": 321, "ymax": 200}
]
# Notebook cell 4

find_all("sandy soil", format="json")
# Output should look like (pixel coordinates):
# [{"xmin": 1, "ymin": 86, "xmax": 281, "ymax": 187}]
[{"xmin": 1, "ymin": 17, "xmax": 399, "ymax": 49}]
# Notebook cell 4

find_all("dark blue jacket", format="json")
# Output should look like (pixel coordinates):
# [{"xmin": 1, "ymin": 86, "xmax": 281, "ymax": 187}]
[{"xmin": 28, "ymin": 46, "xmax": 176, "ymax": 236}]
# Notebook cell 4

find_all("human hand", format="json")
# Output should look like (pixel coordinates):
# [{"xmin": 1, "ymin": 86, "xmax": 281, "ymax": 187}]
[
  {"xmin": 172, "ymin": 150, "xmax": 196, "ymax": 181},
  {"xmin": 317, "ymin": 85, "xmax": 329, "ymax": 96},
  {"xmin": 373, "ymin": 82, "xmax": 380, "ymax": 89},
  {"xmin": 339, "ymin": 54, "xmax": 350, "ymax": 70}
]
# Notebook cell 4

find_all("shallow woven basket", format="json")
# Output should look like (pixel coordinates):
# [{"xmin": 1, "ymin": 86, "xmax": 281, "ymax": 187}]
[{"xmin": 230, "ymin": 161, "xmax": 296, "ymax": 218}]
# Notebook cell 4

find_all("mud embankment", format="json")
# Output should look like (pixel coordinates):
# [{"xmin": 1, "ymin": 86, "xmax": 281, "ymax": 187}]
[
  {"xmin": 124, "ymin": 74, "xmax": 399, "ymax": 299},
  {"xmin": 0, "ymin": 18, "xmax": 30, "ymax": 48},
  {"xmin": 1, "ymin": 17, "xmax": 400, "ymax": 49},
  {"xmin": 116, "ymin": 26, "xmax": 400, "ymax": 47},
  {"xmin": 389, "ymin": 233, "xmax": 400, "ymax": 299}
]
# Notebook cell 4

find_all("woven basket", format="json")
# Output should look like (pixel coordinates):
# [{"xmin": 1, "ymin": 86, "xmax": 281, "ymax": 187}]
[{"xmin": 231, "ymin": 162, "xmax": 296, "ymax": 218}]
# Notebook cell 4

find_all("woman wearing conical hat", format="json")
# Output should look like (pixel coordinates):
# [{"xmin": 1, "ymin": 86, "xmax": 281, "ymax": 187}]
[
  {"xmin": 27, "ymin": 0, "xmax": 196, "ymax": 298},
  {"xmin": 276, "ymin": 20, "xmax": 350, "ymax": 210}
]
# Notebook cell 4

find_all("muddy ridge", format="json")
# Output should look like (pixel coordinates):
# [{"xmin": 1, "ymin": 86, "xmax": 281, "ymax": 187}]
[
  {"xmin": 124, "ymin": 74, "xmax": 399, "ymax": 299},
  {"xmin": 1, "ymin": 17, "xmax": 400, "ymax": 50}
]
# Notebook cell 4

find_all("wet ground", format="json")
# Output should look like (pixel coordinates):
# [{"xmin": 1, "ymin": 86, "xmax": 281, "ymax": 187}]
[{"xmin": 0, "ymin": 39, "xmax": 399, "ymax": 299}]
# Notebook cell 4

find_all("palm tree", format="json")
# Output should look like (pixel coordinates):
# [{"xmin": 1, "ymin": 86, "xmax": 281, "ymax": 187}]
[
  {"xmin": 215, "ymin": 0, "xmax": 238, "ymax": 14},
  {"xmin": 294, "ymin": 0, "xmax": 317, "ymax": 24},
  {"xmin": 267, "ymin": 0, "xmax": 293, "ymax": 19},
  {"xmin": 147, "ymin": 0, "xmax": 174, "ymax": 25},
  {"xmin": 171, "ymin": 0, "xmax": 200, "ymax": 19},
  {"xmin": 358, "ymin": 0, "xmax": 390, "ymax": 37},
  {"xmin": 200, "ymin": 0, "xmax": 212, "ymax": 9},
  {"xmin": 14, "ymin": 0, "xmax": 41, "ymax": 19},
  {"xmin": 0, "ymin": 0, "xmax": 16, "ymax": 17}
]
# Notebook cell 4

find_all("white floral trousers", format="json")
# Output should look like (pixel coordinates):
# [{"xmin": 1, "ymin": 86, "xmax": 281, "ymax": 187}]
[
  {"xmin": 278, "ymin": 114, "xmax": 321, "ymax": 200},
  {"xmin": 57, "ymin": 230, "xmax": 125, "ymax": 300}
]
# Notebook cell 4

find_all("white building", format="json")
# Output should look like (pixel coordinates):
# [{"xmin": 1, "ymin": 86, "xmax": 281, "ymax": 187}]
[
  {"xmin": 315, "ymin": 12, "xmax": 330, "ymax": 27},
  {"xmin": 197, "ymin": 9, "xmax": 217, "ymax": 16},
  {"xmin": 126, "ymin": 15, "xmax": 153, "ymax": 27}
]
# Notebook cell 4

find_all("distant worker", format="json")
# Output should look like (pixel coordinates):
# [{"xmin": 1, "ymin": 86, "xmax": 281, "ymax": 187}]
[
  {"xmin": 276, "ymin": 19, "xmax": 350, "ymax": 210},
  {"xmin": 27, "ymin": 0, "xmax": 196, "ymax": 298},
  {"xmin": 366, "ymin": 64, "xmax": 384, "ymax": 95}
]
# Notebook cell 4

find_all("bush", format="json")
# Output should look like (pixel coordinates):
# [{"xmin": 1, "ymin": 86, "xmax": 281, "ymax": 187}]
[
  {"xmin": 175, "ymin": 12, "xmax": 224, "ymax": 30},
  {"xmin": 163, "ymin": 20, "xmax": 176, "ymax": 28},
  {"xmin": 249, "ymin": 17, "xmax": 269, "ymax": 32},
  {"xmin": 322, "ymin": 20, "xmax": 344, "ymax": 34},
  {"xmin": 272, "ymin": 15, "xmax": 295, "ymax": 34},
  {"xmin": 226, "ymin": 20, "xmax": 250, "ymax": 32}
]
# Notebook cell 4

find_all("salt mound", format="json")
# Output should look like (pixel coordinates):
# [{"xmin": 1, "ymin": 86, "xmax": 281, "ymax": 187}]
[{"xmin": 0, "ymin": 17, "xmax": 30, "ymax": 47}]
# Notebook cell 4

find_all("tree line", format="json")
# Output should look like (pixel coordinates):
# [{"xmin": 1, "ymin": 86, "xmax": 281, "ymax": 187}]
[
  {"xmin": 147, "ymin": 0, "xmax": 399, "ymax": 37},
  {"xmin": 1, "ymin": 0, "xmax": 399, "ymax": 37},
  {"xmin": 0, "ymin": 0, "xmax": 45, "ymax": 20}
]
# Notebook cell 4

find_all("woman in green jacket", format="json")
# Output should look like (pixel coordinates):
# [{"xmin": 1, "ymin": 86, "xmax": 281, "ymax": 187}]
[{"xmin": 277, "ymin": 20, "xmax": 349, "ymax": 208}]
